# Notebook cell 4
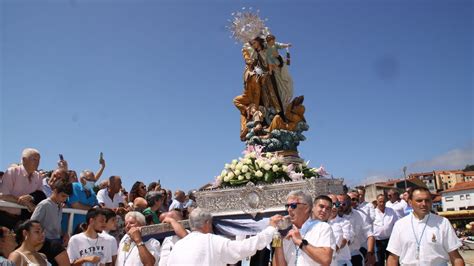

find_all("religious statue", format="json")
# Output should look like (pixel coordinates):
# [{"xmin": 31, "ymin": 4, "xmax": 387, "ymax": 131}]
[{"xmin": 228, "ymin": 9, "xmax": 309, "ymax": 153}]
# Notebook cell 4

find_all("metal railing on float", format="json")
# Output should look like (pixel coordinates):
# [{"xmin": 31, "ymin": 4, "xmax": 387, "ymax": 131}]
[{"xmin": 0, "ymin": 200, "xmax": 87, "ymax": 234}]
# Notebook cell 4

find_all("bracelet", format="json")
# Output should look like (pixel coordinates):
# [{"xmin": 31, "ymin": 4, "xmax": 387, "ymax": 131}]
[{"xmin": 136, "ymin": 242, "xmax": 145, "ymax": 247}]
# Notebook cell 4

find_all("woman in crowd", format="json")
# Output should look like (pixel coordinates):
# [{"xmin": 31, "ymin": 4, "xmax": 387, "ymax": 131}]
[
  {"xmin": 128, "ymin": 181, "xmax": 147, "ymax": 203},
  {"xmin": 8, "ymin": 220, "xmax": 52, "ymax": 266},
  {"xmin": 0, "ymin": 226, "xmax": 17, "ymax": 265}
]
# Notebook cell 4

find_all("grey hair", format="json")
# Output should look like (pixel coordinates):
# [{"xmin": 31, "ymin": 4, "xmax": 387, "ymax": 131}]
[
  {"xmin": 189, "ymin": 207, "xmax": 213, "ymax": 231},
  {"xmin": 21, "ymin": 148, "xmax": 40, "ymax": 159},
  {"xmin": 125, "ymin": 211, "xmax": 146, "ymax": 226},
  {"xmin": 145, "ymin": 191, "xmax": 163, "ymax": 207},
  {"xmin": 287, "ymin": 190, "xmax": 313, "ymax": 206}
]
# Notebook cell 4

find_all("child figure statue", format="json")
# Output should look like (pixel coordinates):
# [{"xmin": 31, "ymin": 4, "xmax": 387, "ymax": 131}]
[
  {"xmin": 265, "ymin": 34, "xmax": 291, "ymax": 72},
  {"xmin": 264, "ymin": 34, "xmax": 294, "ymax": 111}
]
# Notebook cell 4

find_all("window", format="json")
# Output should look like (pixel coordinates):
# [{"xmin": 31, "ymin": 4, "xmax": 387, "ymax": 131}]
[
  {"xmin": 467, "ymin": 194, "xmax": 471, "ymax": 200},
  {"xmin": 447, "ymin": 208, "xmax": 455, "ymax": 211},
  {"xmin": 445, "ymin": 196, "xmax": 454, "ymax": 202},
  {"xmin": 461, "ymin": 195, "xmax": 465, "ymax": 200}
]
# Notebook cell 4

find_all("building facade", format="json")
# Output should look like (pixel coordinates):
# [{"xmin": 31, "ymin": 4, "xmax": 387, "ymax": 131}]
[{"xmin": 441, "ymin": 181, "xmax": 474, "ymax": 211}]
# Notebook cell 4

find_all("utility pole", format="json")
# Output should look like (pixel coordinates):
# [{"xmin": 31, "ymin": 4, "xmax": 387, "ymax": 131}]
[{"xmin": 403, "ymin": 166, "xmax": 408, "ymax": 190}]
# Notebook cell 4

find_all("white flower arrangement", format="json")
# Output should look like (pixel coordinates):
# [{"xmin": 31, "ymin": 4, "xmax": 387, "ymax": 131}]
[{"xmin": 214, "ymin": 145, "xmax": 328, "ymax": 187}]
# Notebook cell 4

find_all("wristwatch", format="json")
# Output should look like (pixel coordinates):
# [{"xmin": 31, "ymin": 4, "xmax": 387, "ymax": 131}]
[
  {"xmin": 136, "ymin": 242, "xmax": 145, "ymax": 247},
  {"xmin": 299, "ymin": 239, "xmax": 308, "ymax": 249}
]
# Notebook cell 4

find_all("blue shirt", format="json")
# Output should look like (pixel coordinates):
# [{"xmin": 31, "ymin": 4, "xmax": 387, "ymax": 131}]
[{"xmin": 63, "ymin": 182, "xmax": 98, "ymax": 233}]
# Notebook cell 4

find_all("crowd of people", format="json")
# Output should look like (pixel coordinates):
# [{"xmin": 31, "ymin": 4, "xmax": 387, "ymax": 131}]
[{"xmin": 0, "ymin": 148, "xmax": 467, "ymax": 265}]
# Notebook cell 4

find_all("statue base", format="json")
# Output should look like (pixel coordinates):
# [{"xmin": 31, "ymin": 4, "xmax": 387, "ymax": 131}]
[{"xmin": 196, "ymin": 177, "xmax": 344, "ymax": 217}]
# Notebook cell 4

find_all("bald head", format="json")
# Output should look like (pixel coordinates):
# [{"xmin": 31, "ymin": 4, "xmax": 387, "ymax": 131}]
[
  {"xmin": 133, "ymin": 197, "xmax": 147, "ymax": 211},
  {"xmin": 175, "ymin": 190, "xmax": 186, "ymax": 203},
  {"xmin": 159, "ymin": 210, "xmax": 184, "ymax": 222}
]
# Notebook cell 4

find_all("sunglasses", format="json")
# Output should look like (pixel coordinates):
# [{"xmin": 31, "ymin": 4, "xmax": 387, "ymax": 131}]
[
  {"xmin": 285, "ymin": 202, "xmax": 307, "ymax": 209},
  {"xmin": 333, "ymin": 202, "xmax": 341, "ymax": 208}
]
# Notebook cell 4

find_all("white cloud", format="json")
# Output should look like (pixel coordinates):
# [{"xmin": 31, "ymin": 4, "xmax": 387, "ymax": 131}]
[
  {"xmin": 408, "ymin": 142, "xmax": 474, "ymax": 172},
  {"xmin": 358, "ymin": 141, "xmax": 474, "ymax": 186}
]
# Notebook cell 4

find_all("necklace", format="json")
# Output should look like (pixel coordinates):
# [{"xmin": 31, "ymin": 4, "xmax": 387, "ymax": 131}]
[
  {"xmin": 122, "ymin": 237, "xmax": 137, "ymax": 266},
  {"xmin": 85, "ymin": 233, "xmax": 100, "ymax": 249},
  {"xmin": 411, "ymin": 213, "xmax": 430, "ymax": 260}
]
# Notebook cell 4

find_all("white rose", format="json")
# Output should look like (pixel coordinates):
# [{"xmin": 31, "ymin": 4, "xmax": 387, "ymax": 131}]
[
  {"xmin": 263, "ymin": 164, "xmax": 272, "ymax": 171},
  {"xmin": 238, "ymin": 175, "xmax": 244, "ymax": 180},
  {"xmin": 225, "ymin": 163, "xmax": 231, "ymax": 169},
  {"xmin": 236, "ymin": 162, "xmax": 243, "ymax": 171},
  {"xmin": 245, "ymin": 173, "xmax": 252, "ymax": 179},
  {"xmin": 223, "ymin": 175, "xmax": 230, "ymax": 182},
  {"xmin": 232, "ymin": 159, "xmax": 238, "ymax": 165},
  {"xmin": 221, "ymin": 170, "xmax": 227, "ymax": 176},
  {"xmin": 249, "ymin": 152, "xmax": 256, "ymax": 158},
  {"xmin": 227, "ymin": 172, "xmax": 235, "ymax": 179},
  {"xmin": 282, "ymin": 165, "xmax": 288, "ymax": 172},
  {"xmin": 230, "ymin": 164, "xmax": 236, "ymax": 170},
  {"xmin": 242, "ymin": 165, "xmax": 249, "ymax": 173},
  {"xmin": 255, "ymin": 170, "xmax": 263, "ymax": 177},
  {"xmin": 272, "ymin": 165, "xmax": 279, "ymax": 172},
  {"xmin": 270, "ymin": 157, "xmax": 278, "ymax": 164},
  {"xmin": 234, "ymin": 170, "xmax": 241, "ymax": 176},
  {"xmin": 245, "ymin": 158, "xmax": 252, "ymax": 164}
]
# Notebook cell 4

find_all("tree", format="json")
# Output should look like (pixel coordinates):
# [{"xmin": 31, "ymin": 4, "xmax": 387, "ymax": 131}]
[{"xmin": 463, "ymin": 164, "xmax": 474, "ymax": 171}]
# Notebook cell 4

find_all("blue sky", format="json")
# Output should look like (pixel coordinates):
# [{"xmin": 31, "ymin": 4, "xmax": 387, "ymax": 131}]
[{"xmin": 1, "ymin": 0, "xmax": 472, "ymax": 193}]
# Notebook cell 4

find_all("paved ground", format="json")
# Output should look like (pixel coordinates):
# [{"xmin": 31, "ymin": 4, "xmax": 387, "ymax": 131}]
[{"xmin": 460, "ymin": 250, "xmax": 474, "ymax": 265}]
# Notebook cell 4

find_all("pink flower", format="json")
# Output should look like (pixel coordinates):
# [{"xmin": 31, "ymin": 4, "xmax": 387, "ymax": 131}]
[
  {"xmin": 315, "ymin": 165, "xmax": 328, "ymax": 176},
  {"xmin": 213, "ymin": 176, "xmax": 223, "ymax": 187},
  {"xmin": 289, "ymin": 171, "xmax": 304, "ymax": 181},
  {"xmin": 286, "ymin": 164, "xmax": 294, "ymax": 173}
]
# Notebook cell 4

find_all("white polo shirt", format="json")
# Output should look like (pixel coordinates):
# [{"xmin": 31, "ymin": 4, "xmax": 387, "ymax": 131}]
[
  {"xmin": 386, "ymin": 200, "xmax": 407, "ymax": 219},
  {"xmin": 97, "ymin": 188, "xmax": 124, "ymax": 209},
  {"xmin": 373, "ymin": 207, "xmax": 398, "ymax": 240},
  {"xmin": 344, "ymin": 209, "xmax": 373, "ymax": 255},
  {"xmin": 282, "ymin": 220, "xmax": 336, "ymax": 266},
  {"xmin": 116, "ymin": 234, "xmax": 161, "ymax": 266},
  {"xmin": 358, "ymin": 201, "xmax": 376, "ymax": 223},
  {"xmin": 387, "ymin": 212, "xmax": 462, "ymax": 265},
  {"xmin": 329, "ymin": 216, "xmax": 352, "ymax": 262}
]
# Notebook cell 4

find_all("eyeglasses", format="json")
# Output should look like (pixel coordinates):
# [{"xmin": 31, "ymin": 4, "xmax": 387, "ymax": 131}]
[
  {"xmin": 333, "ymin": 202, "xmax": 341, "ymax": 208},
  {"xmin": 285, "ymin": 202, "xmax": 307, "ymax": 209},
  {"xmin": 351, "ymin": 198, "xmax": 358, "ymax": 202}
]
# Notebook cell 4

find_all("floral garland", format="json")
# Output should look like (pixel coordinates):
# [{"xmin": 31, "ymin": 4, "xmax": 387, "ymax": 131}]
[{"xmin": 214, "ymin": 145, "xmax": 328, "ymax": 187}]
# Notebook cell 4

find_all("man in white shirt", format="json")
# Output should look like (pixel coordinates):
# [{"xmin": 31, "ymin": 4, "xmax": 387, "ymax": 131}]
[
  {"xmin": 338, "ymin": 194, "xmax": 375, "ymax": 266},
  {"xmin": 385, "ymin": 189, "xmax": 406, "ymax": 219},
  {"xmin": 97, "ymin": 176, "xmax": 126, "ymax": 209},
  {"xmin": 373, "ymin": 194, "xmax": 398, "ymax": 266},
  {"xmin": 327, "ymin": 194, "xmax": 353, "ymax": 266},
  {"xmin": 158, "ymin": 210, "xmax": 188, "ymax": 266},
  {"xmin": 168, "ymin": 190, "xmax": 186, "ymax": 211},
  {"xmin": 67, "ymin": 208, "xmax": 113, "ymax": 266},
  {"xmin": 357, "ymin": 187, "xmax": 375, "ymax": 223},
  {"xmin": 273, "ymin": 191, "xmax": 335, "ymax": 266},
  {"xmin": 387, "ymin": 187, "xmax": 464, "ymax": 266},
  {"xmin": 116, "ymin": 211, "xmax": 161, "ymax": 266},
  {"xmin": 167, "ymin": 207, "xmax": 281, "ymax": 266}
]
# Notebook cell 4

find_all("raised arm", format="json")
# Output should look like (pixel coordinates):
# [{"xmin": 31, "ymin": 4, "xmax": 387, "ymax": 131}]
[{"xmin": 94, "ymin": 156, "xmax": 106, "ymax": 181}]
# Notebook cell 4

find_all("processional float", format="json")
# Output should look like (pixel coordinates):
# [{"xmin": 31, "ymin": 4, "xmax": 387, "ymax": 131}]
[{"xmin": 142, "ymin": 8, "xmax": 343, "ymax": 239}]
